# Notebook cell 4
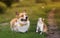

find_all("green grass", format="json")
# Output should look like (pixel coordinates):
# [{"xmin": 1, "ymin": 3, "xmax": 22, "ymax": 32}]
[{"xmin": 0, "ymin": 23, "xmax": 46, "ymax": 38}]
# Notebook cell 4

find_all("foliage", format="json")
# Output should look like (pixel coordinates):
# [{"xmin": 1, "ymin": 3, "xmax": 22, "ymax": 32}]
[
  {"xmin": 52, "ymin": 0, "xmax": 60, "ymax": 2},
  {"xmin": 0, "ymin": 0, "xmax": 19, "ymax": 7},
  {"xmin": 36, "ymin": 0, "xmax": 45, "ymax": 3},
  {"xmin": 0, "ymin": 2, "xmax": 7, "ymax": 14}
]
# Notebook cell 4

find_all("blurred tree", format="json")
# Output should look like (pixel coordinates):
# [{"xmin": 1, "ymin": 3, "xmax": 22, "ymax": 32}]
[
  {"xmin": 0, "ymin": 0, "xmax": 19, "ymax": 7},
  {"xmin": 36, "ymin": 0, "xmax": 44, "ymax": 3},
  {"xmin": 0, "ymin": 2, "xmax": 7, "ymax": 14},
  {"xmin": 35, "ymin": 0, "xmax": 47, "ymax": 5},
  {"xmin": 51, "ymin": 0, "xmax": 60, "ymax": 2}
]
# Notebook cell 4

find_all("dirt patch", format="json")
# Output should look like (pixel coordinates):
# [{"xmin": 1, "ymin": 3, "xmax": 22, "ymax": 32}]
[
  {"xmin": 0, "ymin": 22, "xmax": 9, "ymax": 26},
  {"xmin": 46, "ymin": 8, "xmax": 60, "ymax": 38}
]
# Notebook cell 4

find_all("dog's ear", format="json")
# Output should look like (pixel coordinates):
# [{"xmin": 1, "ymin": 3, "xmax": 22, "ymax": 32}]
[
  {"xmin": 42, "ymin": 18, "xmax": 45, "ymax": 22},
  {"xmin": 16, "ymin": 12, "xmax": 19, "ymax": 18},
  {"xmin": 43, "ymin": 18, "xmax": 45, "ymax": 21},
  {"xmin": 16, "ymin": 12, "xmax": 19, "ymax": 15}
]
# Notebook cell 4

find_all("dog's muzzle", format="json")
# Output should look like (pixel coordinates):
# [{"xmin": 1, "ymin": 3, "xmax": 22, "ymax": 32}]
[{"xmin": 21, "ymin": 16, "xmax": 28, "ymax": 21}]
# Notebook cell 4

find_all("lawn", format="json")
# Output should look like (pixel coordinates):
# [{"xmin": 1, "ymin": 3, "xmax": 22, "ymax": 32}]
[
  {"xmin": 0, "ymin": 24, "xmax": 46, "ymax": 38},
  {"xmin": 0, "ymin": 6, "xmax": 47, "ymax": 38}
]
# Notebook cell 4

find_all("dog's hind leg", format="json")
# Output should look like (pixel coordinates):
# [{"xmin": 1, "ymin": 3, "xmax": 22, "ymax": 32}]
[
  {"xmin": 40, "ymin": 31, "xmax": 43, "ymax": 34},
  {"xmin": 10, "ymin": 22, "xmax": 15, "ymax": 31}
]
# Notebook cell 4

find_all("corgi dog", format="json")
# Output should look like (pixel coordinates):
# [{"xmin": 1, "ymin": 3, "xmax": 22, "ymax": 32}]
[{"xmin": 10, "ymin": 12, "xmax": 30, "ymax": 33}]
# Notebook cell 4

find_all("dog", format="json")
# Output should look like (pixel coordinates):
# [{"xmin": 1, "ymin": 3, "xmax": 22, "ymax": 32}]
[
  {"xmin": 36, "ymin": 18, "xmax": 48, "ymax": 34},
  {"xmin": 10, "ymin": 12, "xmax": 30, "ymax": 33}
]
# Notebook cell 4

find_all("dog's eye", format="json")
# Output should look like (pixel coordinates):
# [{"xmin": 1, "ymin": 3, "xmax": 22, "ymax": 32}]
[
  {"xmin": 26, "ymin": 16, "xmax": 28, "ymax": 19},
  {"xmin": 21, "ymin": 15, "xmax": 24, "ymax": 17}
]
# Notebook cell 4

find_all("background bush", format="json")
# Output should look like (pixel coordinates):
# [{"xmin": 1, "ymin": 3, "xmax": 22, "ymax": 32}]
[
  {"xmin": 0, "ymin": 0, "xmax": 19, "ymax": 7},
  {"xmin": 0, "ymin": 2, "xmax": 7, "ymax": 14}
]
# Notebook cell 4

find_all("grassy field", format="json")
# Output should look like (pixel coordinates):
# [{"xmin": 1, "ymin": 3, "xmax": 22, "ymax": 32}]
[
  {"xmin": 0, "ymin": 24, "xmax": 46, "ymax": 38},
  {"xmin": 0, "ymin": 6, "xmax": 47, "ymax": 38},
  {"xmin": 0, "ymin": 2, "xmax": 60, "ymax": 38}
]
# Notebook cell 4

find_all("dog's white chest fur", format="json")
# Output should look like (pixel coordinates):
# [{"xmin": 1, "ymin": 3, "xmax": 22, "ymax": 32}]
[{"xmin": 11, "ymin": 21, "xmax": 30, "ymax": 32}]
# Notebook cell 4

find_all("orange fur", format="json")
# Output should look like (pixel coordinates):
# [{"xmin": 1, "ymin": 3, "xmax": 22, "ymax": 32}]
[
  {"xmin": 10, "ymin": 18, "xmax": 18, "ymax": 28},
  {"xmin": 43, "ymin": 23, "xmax": 48, "ymax": 33}
]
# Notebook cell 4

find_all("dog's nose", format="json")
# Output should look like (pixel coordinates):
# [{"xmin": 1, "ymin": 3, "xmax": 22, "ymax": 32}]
[{"xmin": 26, "ymin": 16, "xmax": 28, "ymax": 19}]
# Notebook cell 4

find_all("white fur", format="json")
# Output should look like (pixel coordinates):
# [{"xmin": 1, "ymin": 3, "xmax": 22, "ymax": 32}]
[
  {"xmin": 12, "ymin": 20, "xmax": 30, "ymax": 32},
  {"xmin": 36, "ymin": 18, "xmax": 44, "ymax": 34}
]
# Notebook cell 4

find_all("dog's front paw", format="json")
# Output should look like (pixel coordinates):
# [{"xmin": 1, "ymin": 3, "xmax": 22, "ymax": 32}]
[
  {"xmin": 40, "ymin": 32, "xmax": 43, "ymax": 34},
  {"xmin": 36, "ymin": 31, "xmax": 38, "ymax": 33}
]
